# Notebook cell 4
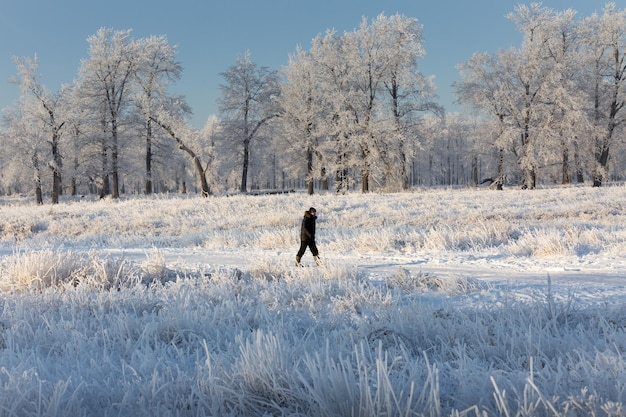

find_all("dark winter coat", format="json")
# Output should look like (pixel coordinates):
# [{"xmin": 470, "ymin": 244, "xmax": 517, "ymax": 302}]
[{"xmin": 300, "ymin": 210, "xmax": 317, "ymax": 241}]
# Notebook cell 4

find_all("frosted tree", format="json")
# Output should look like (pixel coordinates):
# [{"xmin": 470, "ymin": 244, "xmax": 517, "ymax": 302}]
[
  {"xmin": 578, "ymin": 4, "xmax": 626, "ymax": 187},
  {"xmin": 541, "ymin": 8, "xmax": 589, "ymax": 184},
  {"xmin": 133, "ymin": 35, "xmax": 182, "ymax": 194},
  {"xmin": 149, "ymin": 96, "xmax": 212, "ymax": 197},
  {"xmin": 332, "ymin": 14, "xmax": 410, "ymax": 192},
  {"xmin": 455, "ymin": 51, "xmax": 512, "ymax": 187},
  {"xmin": 374, "ymin": 13, "xmax": 441, "ymax": 190},
  {"xmin": 69, "ymin": 72, "xmax": 116, "ymax": 197},
  {"xmin": 504, "ymin": 3, "xmax": 558, "ymax": 189},
  {"xmin": 218, "ymin": 51, "xmax": 280, "ymax": 192},
  {"xmin": 197, "ymin": 115, "xmax": 220, "ymax": 193},
  {"xmin": 2, "ymin": 104, "xmax": 46, "ymax": 203},
  {"xmin": 78, "ymin": 28, "xmax": 137, "ymax": 198},
  {"xmin": 504, "ymin": 6, "xmax": 588, "ymax": 185},
  {"xmin": 63, "ymin": 84, "xmax": 90, "ymax": 196},
  {"xmin": 341, "ymin": 16, "xmax": 392, "ymax": 193},
  {"xmin": 308, "ymin": 30, "xmax": 356, "ymax": 193},
  {"xmin": 12, "ymin": 56, "xmax": 66, "ymax": 203},
  {"xmin": 277, "ymin": 47, "xmax": 325, "ymax": 195}
]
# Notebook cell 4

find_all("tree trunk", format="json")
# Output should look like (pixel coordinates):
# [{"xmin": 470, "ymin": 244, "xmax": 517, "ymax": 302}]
[
  {"xmin": 145, "ymin": 118, "xmax": 153, "ymax": 194},
  {"xmin": 573, "ymin": 142, "xmax": 584, "ymax": 183},
  {"xmin": 400, "ymin": 148, "xmax": 409, "ymax": 190},
  {"xmin": 50, "ymin": 129, "xmax": 63, "ymax": 204},
  {"xmin": 593, "ymin": 144, "xmax": 610, "ymax": 187},
  {"xmin": 496, "ymin": 148, "xmax": 504, "ymax": 190},
  {"xmin": 111, "ymin": 120, "xmax": 120, "ymax": 198},
  {"xmin": 472, "ymin": 156, "xmax": 478, "ymax": 186},
  {"xmin": 360, "ymin": 145, "xmax": 370, "ymax": 193},
  {"xmin": 111, "ymin": 161, "xmax": 119, "ymax": 197},
  {"xmin": 361, "ymin": 169, "xmax": 369, "ymax": 193},
  {"xmin": 306, "ymin": 147, "xmax": 314, "ymax": 195},
  {"xmin": 561, "ymin": 146, "xmax": 570, "ymax": 185},
  {"xmin": 335, "ymin": 137, "xmax": 348, "ymax": 194},
  {"xmin": 100, "ymin": 138, "xmax": 109, "ymax": 198},
  {"xmin": 51, "ymin": 171, "xmax": 61, "ymax": 204},
  {"xmin": 71, "ymin": 136, "xmax": 78, "ymax": 196},
  {"xmin": 33, "ymin": 154, "xmax": 43, "ymax": 205},
  {"xmin": 193, "ymin": 156, "xmax": 211, "ymax": 197},
  {"xmin": 522, "ymin": 168, "xmax": 536, "ymax": 189},
  {"xmin": 241, "ymin": 138, "xmax": 249, "ymax": 193},
  {"xmin": 35, "ymin": 182, "xmax": 43, "ymax": 205}
]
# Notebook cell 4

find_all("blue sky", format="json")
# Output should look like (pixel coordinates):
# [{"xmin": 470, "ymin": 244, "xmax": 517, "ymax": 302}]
[{"xmin": 0, "ymin": 0, "xmax": 617, "ymax": 128}]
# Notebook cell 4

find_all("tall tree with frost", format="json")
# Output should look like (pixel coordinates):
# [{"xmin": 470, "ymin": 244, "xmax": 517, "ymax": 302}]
[
  {"xmin": 62, "ymin": 83, "xmax": 93, "ymax": 196},
  {"xmin": 504, "ymin": 3, "xmax": 557, "ymax": 188},
  {"xmin": 455, "ymin": 51, "xmax": 512, "ymax": 188},
  {"xmin": 309, "ymin": 30, "xmax": 355, "ymax": 193},
  {"xmin": 134, "ymin": 35, "xmax": 182, "ymax": 195},
  {"xmin": 70, "ymin": 76, "xmax": 114, "ymax": 198},
  {"xmin": 541, "ymin": 8, "xmax": 589, "ymax": 184},
  {"xmin": 2, "ymin": 105, "xmax": 46, "ymax": 203},
  {"xmin": 375, "ymin": 13, "xmax": 441, "ymax": 190},
  {"xmin": 218, "ymin": 52, "xmax": 280, "ymax": 193},
  {"xmin": 579, "ymin": 4, "xmax": 626, "ymax": 187},
  {"xmin": 78, "ymin": 28, "xmax": 137, "ymax": 198},
  {"xmin": 12, "ymin": 56, "xmax": 66, "ymax": 203},
  {"xmin": 343, "ymin": 16, "xmax": 392, "ymax": 192},
  {"xmin": 278, "ymin": 47, "xmax": 323, "ymax": 195}
]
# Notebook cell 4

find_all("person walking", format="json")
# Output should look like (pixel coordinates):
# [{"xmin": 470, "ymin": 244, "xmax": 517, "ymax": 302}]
[{"xmin": 296, "ymin": 207, "xmax": 320, "ymax": 266}]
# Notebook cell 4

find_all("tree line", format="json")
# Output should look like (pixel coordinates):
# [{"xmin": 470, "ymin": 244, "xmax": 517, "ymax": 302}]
[{"xmin": 1, "ymin": 4, "xmax": 625, "ymax": 204}]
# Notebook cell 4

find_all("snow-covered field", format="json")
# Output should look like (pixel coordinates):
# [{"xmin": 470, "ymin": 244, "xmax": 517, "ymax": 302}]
[{"xmin": 0, "ymin": 185, "xmax": 625, "ymax": 416}]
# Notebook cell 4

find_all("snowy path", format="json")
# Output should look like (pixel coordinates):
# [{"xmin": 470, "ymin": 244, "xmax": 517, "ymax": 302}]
[{"xmin": 95, "ymin": 246, "xmax": 626, "ymax": 308}]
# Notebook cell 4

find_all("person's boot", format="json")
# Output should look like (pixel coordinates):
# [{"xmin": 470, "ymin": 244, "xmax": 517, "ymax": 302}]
[
  {"xmin": 314, "ymin": 255, "xmax": 321, "ymax": 266},
  {"xmin": 295, "ymin": 255, "xmax": 302, "ymax": 267}
]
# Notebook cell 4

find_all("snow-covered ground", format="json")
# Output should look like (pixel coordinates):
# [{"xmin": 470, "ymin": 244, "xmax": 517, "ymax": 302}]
[{"xmin": 0, "ymin": 186, "xmax": 625, "ymax": 416}]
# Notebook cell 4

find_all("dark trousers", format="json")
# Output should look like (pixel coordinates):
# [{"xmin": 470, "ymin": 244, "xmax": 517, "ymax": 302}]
[{"xmin": 297, "ymin": 239, "xmax": 318, "ymax": 257}]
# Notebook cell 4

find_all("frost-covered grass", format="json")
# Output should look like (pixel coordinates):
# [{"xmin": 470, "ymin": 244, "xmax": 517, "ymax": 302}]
[
  {"xmin": 2, "ymin": 185, "xmax": 624, "ymax": 256},
  {"xmin": 0, "ymin": 185, "xmax": 625, "ymax": 416}
]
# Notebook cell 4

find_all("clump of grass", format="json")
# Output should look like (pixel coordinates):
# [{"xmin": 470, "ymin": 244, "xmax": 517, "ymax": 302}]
[
  {"xmin": 0, "ymin": 250, "xmax": 85, "ymax": 292},
  {"xmin": 0, "ymin": 249, "xmax": 143, "ymax": 292},
  {"xmin": 141, "ymin": 248, "xmax": 178, "ymax": 284},
  {"xmin": 386, "ymin": 267, "xmax": 489, "ymax": 294},
  {"xmin": 0, "ymin": 218, "xmax": 44, "ymax": 242}
]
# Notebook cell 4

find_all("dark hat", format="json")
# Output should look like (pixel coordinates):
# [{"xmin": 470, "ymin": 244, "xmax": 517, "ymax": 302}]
[{"xmin": 309, "ymin": 207, "xmax": 316, "ymax": 213}]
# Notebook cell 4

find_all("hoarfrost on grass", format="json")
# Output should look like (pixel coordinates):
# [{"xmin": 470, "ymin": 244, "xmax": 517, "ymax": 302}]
[{"xmin": 0, "ymin": 185, "xmax": 625, "ymax": 416}]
